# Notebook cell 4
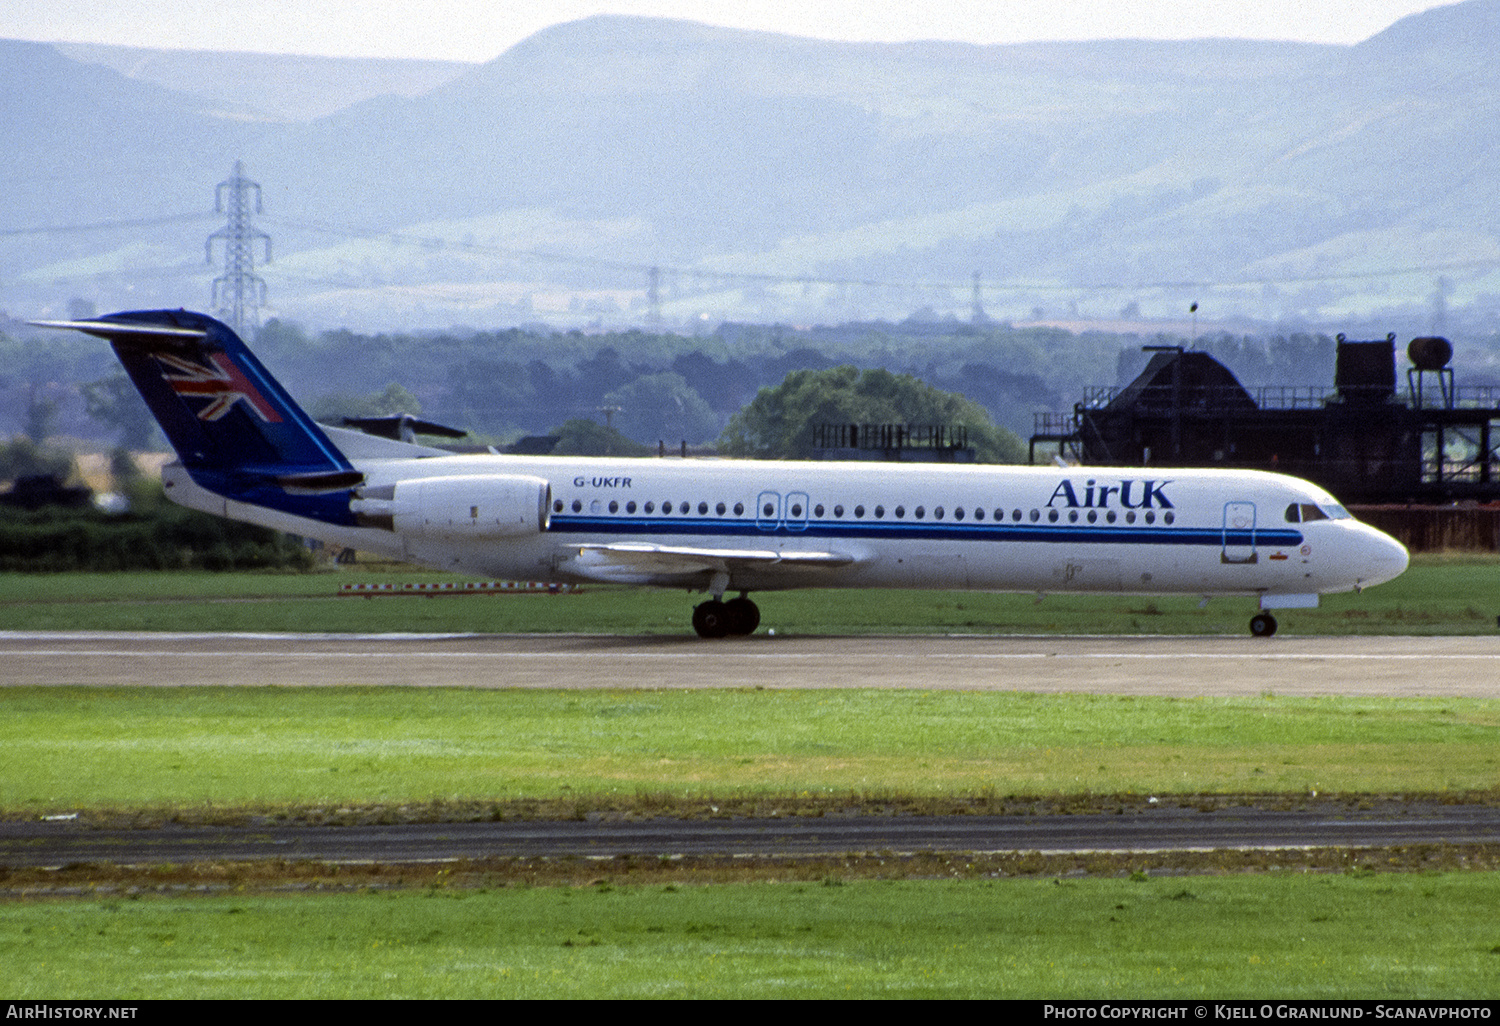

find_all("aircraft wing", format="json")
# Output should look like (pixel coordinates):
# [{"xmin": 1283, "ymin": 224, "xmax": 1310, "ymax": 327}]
[{"xmin": 569, "ymin": 541, "xmax": 857, "ymax": 584}]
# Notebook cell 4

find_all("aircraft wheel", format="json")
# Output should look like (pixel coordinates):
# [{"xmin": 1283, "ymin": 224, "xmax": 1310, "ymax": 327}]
[
  {"xmin": 723, "ymin": 596, "xmax": 760, "ymax": 636},
  {"xmin": 692, "ymin": 599, "xmax": 730, "ymax": 639},
  {"xmin": 1249, "ymin": 612, "xmax": 1278, "ymax": 638}
]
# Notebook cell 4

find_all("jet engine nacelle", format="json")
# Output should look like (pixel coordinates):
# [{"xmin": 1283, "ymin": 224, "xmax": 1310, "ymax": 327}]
[{"xmin": 353, "ymin": 474, "xmax": 551, "ymax": 538}]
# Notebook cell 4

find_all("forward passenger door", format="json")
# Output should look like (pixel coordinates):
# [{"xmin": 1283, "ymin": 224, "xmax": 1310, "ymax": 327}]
[{"xmin": 1222, "ymin": 501, "xmax": 1258, "ymax": 564}]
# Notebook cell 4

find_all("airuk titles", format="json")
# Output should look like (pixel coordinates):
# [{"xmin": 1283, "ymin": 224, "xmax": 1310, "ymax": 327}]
[{"xmin": 1048, "ymin": 479, "xmax": 1174, "ymax": 510}]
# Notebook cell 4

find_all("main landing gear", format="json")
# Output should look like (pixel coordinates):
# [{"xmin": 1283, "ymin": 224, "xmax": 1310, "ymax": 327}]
[
  {"xmin": 692, "ymin": 595, "xmax": 761, "ymax": 638},
  {"xmin": 1249, "ymin": 612, "xmax": 1278, "ymax": 638}
]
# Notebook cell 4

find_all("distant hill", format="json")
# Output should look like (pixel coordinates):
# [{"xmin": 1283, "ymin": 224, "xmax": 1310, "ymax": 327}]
[
  {"xmin": 5, "ymin": 1, "xmax": 1500, "ymax": 332},
  {"xmin": 52, "ymin": 42, "xmax": 474, "ymax": 122}
]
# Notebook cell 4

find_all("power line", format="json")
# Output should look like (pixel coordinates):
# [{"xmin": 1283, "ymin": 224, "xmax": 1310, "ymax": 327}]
[
  {"xmin": 12, "ymin": 204, "xmax": 1500, "ymax": 313},
  {"xmin": 0, "ymin": 213, "xmax": 210, "ymax": 238},
  {"xmin": 261, "ymin": 213, "xmax": 1500, "ymax": 297}
]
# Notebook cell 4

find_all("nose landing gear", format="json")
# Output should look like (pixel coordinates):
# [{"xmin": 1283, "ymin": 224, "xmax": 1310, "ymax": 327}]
[{"xmin": 1249, "ymin": 612, "xmax": 1278, "ymax": 637}]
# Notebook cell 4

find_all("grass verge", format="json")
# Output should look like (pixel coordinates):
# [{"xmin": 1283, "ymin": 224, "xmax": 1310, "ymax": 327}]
[
  {"xmin": 2, "ymin": 687, "xmax": 1498, "ymax": 816},
  {"xmin": 1, "ymin": 552, "xmax": 1497, "ymax": 635},
  {"xmin": 3, "ymin": 870, "xmax": 1499, "ymax": 998}
]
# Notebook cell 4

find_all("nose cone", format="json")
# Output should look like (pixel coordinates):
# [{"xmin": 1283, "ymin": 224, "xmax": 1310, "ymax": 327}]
[{"xmin": 1357, "ymin": 526, "xmax": 1409, "ymax": 589}]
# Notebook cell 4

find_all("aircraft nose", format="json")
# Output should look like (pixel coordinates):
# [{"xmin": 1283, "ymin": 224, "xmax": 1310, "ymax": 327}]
[{"xmin": 1359, "ymin": 528, "xmax": 1409, "ymax": 589}]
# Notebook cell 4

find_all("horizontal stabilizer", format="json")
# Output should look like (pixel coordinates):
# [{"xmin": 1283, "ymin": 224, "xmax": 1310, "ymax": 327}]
[{"xmin": 29, "ymin": 318, "xmax": 210, "ymax": 351}]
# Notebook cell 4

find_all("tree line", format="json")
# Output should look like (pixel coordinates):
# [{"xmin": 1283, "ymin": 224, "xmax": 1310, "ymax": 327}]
[
  {"xmin": 4, "ymin": 315, "xmax": 1349, "ymax": 461},
  {"xmin": 246, "ymin": 320, "xmax": 1344, "ymax": 453}
]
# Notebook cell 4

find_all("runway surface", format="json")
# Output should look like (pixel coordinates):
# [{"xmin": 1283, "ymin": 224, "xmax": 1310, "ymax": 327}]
[
  {"xmin": 4, "ymin": 630, "xmax": 1500, "ymax": 696},
  {"xmin": 5, "ymin": 803, "xmax": 1498, "ymax": 867}
]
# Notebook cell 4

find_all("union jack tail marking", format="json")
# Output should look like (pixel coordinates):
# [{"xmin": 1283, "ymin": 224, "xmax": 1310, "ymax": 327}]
[{"xmin": 157, "ymin": 352, "xmax": 282, "ymax": 423}]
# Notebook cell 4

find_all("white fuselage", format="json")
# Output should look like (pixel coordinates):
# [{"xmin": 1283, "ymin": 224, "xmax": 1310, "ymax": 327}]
[{"xmin": 164, "ymin": 449, "xmax": 1410, "ymax": 605}]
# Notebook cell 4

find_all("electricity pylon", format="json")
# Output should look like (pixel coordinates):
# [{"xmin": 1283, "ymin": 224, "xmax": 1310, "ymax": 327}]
[{"xmin": 206, "ymin": 160, "xmax": 271, "ymax": 339}]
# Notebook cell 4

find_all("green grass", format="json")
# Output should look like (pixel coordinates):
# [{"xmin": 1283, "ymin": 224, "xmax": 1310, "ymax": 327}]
[
  {"xmin": 4, "ymin": 875, "xmax": 1499, "ymax": 998},
  {"xmin": 3, "ymin": 687, "xmax": 1497, "ymax": 814},
  {"xmin": 1, "ymin": 553, "xmax": 1496, "ymax": 635}
]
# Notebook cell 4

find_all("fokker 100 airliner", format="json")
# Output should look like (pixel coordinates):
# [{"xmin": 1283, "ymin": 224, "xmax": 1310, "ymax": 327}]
[{"xmin": 35, "ymin": 310, "xmax": 1409, "ymax": 638}]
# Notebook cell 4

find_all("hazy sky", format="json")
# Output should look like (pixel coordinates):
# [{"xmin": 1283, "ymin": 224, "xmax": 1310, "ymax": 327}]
[{"xmin": 0, "ymin": 1, "xmax": 1457, "ymax": 61}]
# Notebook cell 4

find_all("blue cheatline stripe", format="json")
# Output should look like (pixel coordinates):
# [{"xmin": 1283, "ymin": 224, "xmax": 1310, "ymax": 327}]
[{"xmin": 547, "ymin": 516, "xmax": 1304, "ymax": 548}]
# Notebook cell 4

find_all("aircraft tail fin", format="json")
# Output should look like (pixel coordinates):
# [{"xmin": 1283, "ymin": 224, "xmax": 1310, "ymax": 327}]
[{"xmin": 32, "ymin": 310, "xmax": 361, "ymax": 519}]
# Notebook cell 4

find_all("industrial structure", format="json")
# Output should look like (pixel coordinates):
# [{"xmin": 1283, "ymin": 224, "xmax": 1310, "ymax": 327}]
[
  {"xmin": 1031, "ymin": 335, "xmax": 1500, "ymax": 547},
  {"xmin": 813, "ymin": 423, "xmax": 975, "ymax": 462}
]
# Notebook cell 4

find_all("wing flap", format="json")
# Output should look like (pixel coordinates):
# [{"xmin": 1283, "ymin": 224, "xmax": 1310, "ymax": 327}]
[{"xmin": 569, "ymin": 542, "xmax": 857, "ymax": 583}]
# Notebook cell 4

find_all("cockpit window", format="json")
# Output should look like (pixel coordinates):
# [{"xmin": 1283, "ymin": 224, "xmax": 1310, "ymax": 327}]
[{"xmin": 1288, "ymin": 502, "xmax": 1348, "ymax": 523}]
